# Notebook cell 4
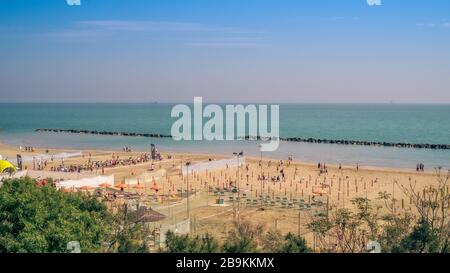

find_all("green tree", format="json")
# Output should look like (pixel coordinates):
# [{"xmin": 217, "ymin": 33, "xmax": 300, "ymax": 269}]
[
  {"xmin": 0, "ymin": 177, "xmax": 111, "ymax": 253},
  {"xmin": 261, "ymin": 229, "xmax": 284, "ymax": 253},
  {"xmin": 106, "ymin": 204, "xmax": 152, "ymax": 253},
  {"xmin": 222, "ymin": 221, "xmax": 262, "ymax": 253},
  {"xmin": 164, "ymin": 231, "xmax": 220, "ymax": 253},
  {"xmin": 396, "ymin": 218, "xmax": 441, "ymax": 253},
  {"xmin": 278, "ymin": 233, "xmax": 311, "ymax": 253},
  {"xmin": 378, "ymin": 213, "xmax": 413, "ymax": 253}
]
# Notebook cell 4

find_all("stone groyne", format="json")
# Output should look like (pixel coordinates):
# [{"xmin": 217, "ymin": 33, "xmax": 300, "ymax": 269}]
[{"xmin": 35, "ymin": 128, "xmax": 450, "ymax": 150}]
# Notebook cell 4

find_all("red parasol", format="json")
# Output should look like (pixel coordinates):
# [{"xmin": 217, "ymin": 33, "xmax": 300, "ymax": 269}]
[
  {"xmin": 133, "ymin": 183, "xmax": 145, "ymax": 189},
  {"xmin": 79, "ymin": 185, "xmax": 95, "ymax": 191},
  {"xmin": 115, "ymin": 183, "xmax": 127, "ymax": 189},
  {"xmin": 150, "ymin": 183, "xmax": 160, "ymax": 192}
]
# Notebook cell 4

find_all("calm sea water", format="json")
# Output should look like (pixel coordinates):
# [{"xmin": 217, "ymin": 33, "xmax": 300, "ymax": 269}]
[{"xmin": 0, "ymin": 103, "xmax": 449, "ymax": 169}]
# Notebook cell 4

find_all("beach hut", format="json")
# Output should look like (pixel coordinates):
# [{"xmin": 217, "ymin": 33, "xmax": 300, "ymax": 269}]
[
  {"xmin": 0, "ymin": 160, "xmax": 16, "ymax": 174},
  {"xmin": 127, "ymin": 206, "xmax": 166, "ymax": 223}
]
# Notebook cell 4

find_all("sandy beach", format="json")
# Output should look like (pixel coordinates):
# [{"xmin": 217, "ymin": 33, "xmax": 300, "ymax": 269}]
[{"xmin": 1, "ymin": 141, "xmax": 443, "ymax": 248}]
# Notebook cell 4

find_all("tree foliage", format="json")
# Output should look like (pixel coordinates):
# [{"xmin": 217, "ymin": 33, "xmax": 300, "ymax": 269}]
[
  {"xmin": 308, "ymin": 171, "xmax": 450, "ymax": 253},
  {"xmin": 164, "ymin": 231, "xmax": 220, "ymax": 253},
  {"xmin": 0, "ymin": 177, "xmax": 111, "ymax": 253},
  {"xmin": 222, "ymin": 221, "xmax": 262, "ymax": 253}
]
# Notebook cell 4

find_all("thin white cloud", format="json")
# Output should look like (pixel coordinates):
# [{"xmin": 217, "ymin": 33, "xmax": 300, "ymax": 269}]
[
  {"xmin": 416, "ymin": 21, "xmax": 450, "ymax": 29},
  {"xmin": 45, "ymin": 20, "xmax": 265, "ymax": 43},
  {"xmin": 186, "ymin": 37, "xmax": 265, "ymax": 48},
  {"xmin": 45, "ymin": 29, "xmax": 112, "ymax": 38},
  {"xmin": 366, "ymin": 0, "xmax": 382, "ymax": 6},
  {"xmin": 326, "ymin": 16, "xmax": 361, "ymax": 22},
  {"xmin": 76, "ymin": 20, "xmax": 264, "ymax": 34}
]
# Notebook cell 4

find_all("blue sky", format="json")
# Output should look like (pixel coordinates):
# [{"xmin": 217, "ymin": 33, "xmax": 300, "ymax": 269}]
[{"xmin": 1, "ymin": 0, "xmax": 450, "ymax": 103}]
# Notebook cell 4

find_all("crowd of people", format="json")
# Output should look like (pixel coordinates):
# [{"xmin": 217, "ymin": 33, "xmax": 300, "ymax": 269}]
[
  {"xmin": 50, "ymin": 153, "xmax": 153, "ymax": 173},
  {"xmin": 19, "ymin": 146, "xmax": 35, "ymax": 152},
  {"xmin": 257, "ymin": 160, "xmax": 287, "ymax": 182}
]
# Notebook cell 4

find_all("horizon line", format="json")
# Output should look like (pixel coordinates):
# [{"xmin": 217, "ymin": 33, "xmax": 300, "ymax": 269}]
[{"xmin": 1, "ymin": 101, "xmax": 450, "ymax": 105}]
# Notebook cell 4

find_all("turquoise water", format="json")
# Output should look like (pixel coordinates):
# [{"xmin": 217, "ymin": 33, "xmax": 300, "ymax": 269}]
[{"xmin": 0, "ymin": 103, "xmax": 449, "ymax": 169}]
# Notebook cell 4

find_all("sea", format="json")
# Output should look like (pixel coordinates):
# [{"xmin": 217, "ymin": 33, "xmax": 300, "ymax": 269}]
[{"xmin": 0, "ymin": 103, "xmax": 449, "ymax": 170}]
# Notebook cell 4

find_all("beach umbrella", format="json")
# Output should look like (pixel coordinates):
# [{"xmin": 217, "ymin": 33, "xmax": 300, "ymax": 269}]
[
  {"xmin": 79, "ymin": 185, "xmax": 95, "ymax": 191},
  {"xmin": 115, "ymin": 183, "xmax": 127, "ymax": 189},
  {"xmin": 99, "ymin": 182, "xmax": 111, "ymax": 188},
  {"xmin": 151, "ymin": 183, "xmax": 160, "ymax": 192},
  {"xmin": 0, "ymin": 160, "xmax": 16, "ymax": 174},
  {"xmin": 133, "ymin": 183, "xmax": 145, "ymax": 190}
]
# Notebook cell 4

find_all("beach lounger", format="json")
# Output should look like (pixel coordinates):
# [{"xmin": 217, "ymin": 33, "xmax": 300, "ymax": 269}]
[{"xmin": 299, "ymin": 203, "xmax": 312, "ymax": 211}]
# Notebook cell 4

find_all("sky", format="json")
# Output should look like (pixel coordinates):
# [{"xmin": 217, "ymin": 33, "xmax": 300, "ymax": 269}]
[{"xmin": 0, "ymin": 0, "xmax": 450, "ymax": 103}]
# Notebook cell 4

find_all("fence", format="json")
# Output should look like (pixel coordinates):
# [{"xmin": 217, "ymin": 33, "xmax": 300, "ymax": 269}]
[
  {"xmin": 56, "ymin": 174, "xmax": 115, "ymax": 189},
  {"xmin": 158, "ymin": 219, "xmax": 191, "ymax": 246},
  {"xmin": 182, "ymin": 157, "xmax": 246, "ymax": 175}
]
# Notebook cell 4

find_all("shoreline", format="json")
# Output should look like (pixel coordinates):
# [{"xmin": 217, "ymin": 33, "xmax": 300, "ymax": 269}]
[
  {"xmin": 1, "ymin": 139, "xmax": 442, "ymax": 245},
  {"xmin": 0, "ymin": 141, "xmax": 440, "ymax": 176}
]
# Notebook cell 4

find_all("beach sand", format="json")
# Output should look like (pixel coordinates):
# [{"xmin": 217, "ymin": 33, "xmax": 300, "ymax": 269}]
[{"xmin": 0, "ymin": 142, "xmax": 443, "ymax": 246}]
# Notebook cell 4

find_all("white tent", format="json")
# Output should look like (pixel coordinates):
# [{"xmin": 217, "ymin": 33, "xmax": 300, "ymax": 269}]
[
  {"xmin": 182, "ymin": 157, "xmax": 245, "ymax": 175},
  {"xmin": 57, "ymin": 174, "xmax": 114, "ymax": 190}
]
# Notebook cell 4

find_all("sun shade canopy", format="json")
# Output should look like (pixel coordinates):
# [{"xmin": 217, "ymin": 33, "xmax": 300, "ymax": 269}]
[{"xmin": 0, "ymin": 160, "xmax": 16, "ymax": 174}]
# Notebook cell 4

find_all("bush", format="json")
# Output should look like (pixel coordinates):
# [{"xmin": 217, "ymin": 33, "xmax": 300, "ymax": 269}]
[{"xmin": 0, "ymin": 177, "xmax": 111, "ymax": 253}]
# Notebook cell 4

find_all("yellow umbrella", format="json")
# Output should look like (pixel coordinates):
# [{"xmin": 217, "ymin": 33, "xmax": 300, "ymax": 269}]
[{"xmin": 0, "ymin": 160, "xmax": 16, "ymax": 174}]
